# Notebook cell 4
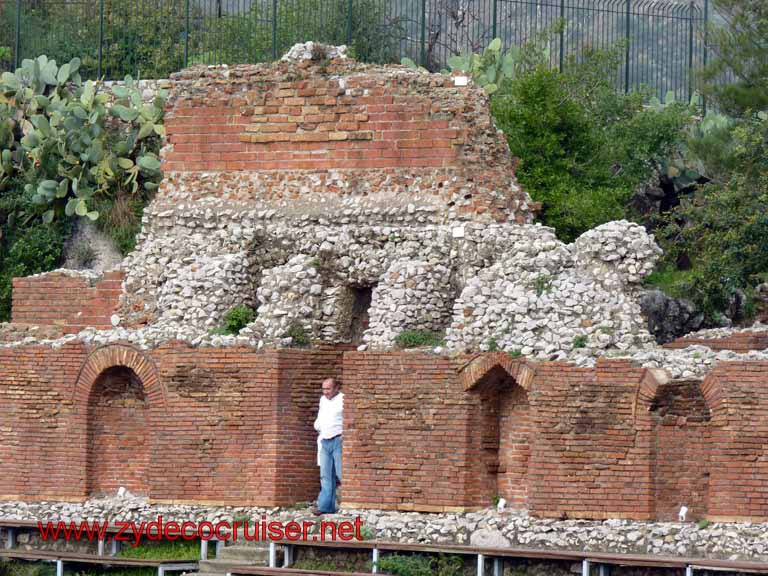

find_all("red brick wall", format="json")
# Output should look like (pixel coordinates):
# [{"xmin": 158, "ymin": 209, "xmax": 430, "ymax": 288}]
[
  {"xmin": 11, "ymin": 271, "xmax": 124, "ymax": 333},
  {"xmin": 0, "ymin": 342, "xmax": 86, "ymax": 501},
  {"xmin": 650, "ymin": 380, "xmax": 711, "ymax": 521},
  {"xmin": 3, "ymin": 345, "xmax": 768, "ymax": 521},
  {"xmin": 342, "ymin": 352, "xmax": 480, "ymax": 512},
  {"xmin": 272, "ymin": 348, "xmax": 345, "ymax": 505},
  {"xmin": 526, "ymin": 360, "xmax": 656, "ymax": 520},
  {"xmin": 87, "ymin": 366, "xmax": 150, "ymax": 495},
  {"xmin": 498, "ymin": 385, "xmax": 531, "ymax": 508},
  {"xmin": 159, "ymin": 61, "xmax": 531, "ymax": 223},
  {"xmin": 703, "ymin": 362, "xmax": 768, "ymax": 521},
  {"xmin": 0, "ymin": 343, "xmax": 337, "ymax": 505},
  {"xmin": 663, "ymin": 332, "xmax": 768, "ymax": 351}
]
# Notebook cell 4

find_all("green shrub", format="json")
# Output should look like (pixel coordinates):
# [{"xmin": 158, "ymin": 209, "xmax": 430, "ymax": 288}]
[
  {"xmin": 0, "ymin": 218, "xmax": 69, "ymax": 321},
  {"xmin": 222, "ymin": 305, "xmax": 256, "ymax": 335},
  {"xmin": 285, "ymin": 322, "xmax": 310, "ymax": 347},
  {"xmin": 491, "ymin": 46, "xmax": 691, "ymax": 242},
  {"xmin": 188, "ymin": 0, "xmax": 403, "ymax": 68},
  {"xmin": 293, "ymin": 559, "xmax": 340, "ymax": 571},
  {"xmin": 376, "ymin": 554, "xmax": 463, "ymax": 576},
  {"xmin": 393, "ymin": 330, "xmax": 444, "ymax": 349},
  {"xmin": 572, "ymin": 335, "xmax": 588, "ymax": 349},
  {"xmin": 0, "ymin": 56, "xmax": 165, "ymax": 226},
  {"xmin": 0, "ymin": 55, "xmax": 164, "ymax": 319},
  {"xmin": 533, "ymin": 274, "xmax": 553, "ymax": 296},
  {"xmin": 92, "ymin": 194, "xmax": 146, "ymax": 255},
  {"xmin": 117, "ymin": 539, "xmax": 200, "ymax": 561},
  {"xmin": 358, "ymin": 524, "xmax": 376, "ymax": 540},
  {"xmin": 656, "ymin": 112, "xmax": 768, "ymax": 322}
]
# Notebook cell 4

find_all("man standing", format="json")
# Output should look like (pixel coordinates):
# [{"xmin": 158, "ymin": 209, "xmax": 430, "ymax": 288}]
[{"xmin": 312, "ymin": 377, "xmax": 343, "ymax": 515}]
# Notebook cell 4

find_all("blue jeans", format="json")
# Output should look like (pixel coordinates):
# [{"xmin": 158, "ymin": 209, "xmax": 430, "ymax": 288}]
[{"xmin": 318, "ymin": 435, "xmax": 342, "ymax": 513}]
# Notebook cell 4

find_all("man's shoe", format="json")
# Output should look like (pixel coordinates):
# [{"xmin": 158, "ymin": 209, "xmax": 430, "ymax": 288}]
[{"xmin": 310, "ymin": 506, "xmax": 324, "ymax": 516}]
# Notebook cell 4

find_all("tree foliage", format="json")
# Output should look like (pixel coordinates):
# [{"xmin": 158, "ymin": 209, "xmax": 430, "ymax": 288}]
[
  {"xmin": 702, "ymin": 0, "xmax": 768, "ymax": 114},
  {"xmin": 491, "ymin": 44, "xmax": 692, "ymax": 241},
  {"xmin": 657, "ymin": 111, "xmax": 768, "ymax": 322}
]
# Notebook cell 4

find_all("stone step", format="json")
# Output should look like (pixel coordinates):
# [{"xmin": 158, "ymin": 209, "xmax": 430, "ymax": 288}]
[
  {"xmin": 216, "ymin": 546, "xmax": 271, "ymax": 562},
  {"xmin": 198, "ymin": 558, "xmax": 267, "ymax": 573},
  {"xmin": 226, "ymin": 526, "xmax": 285, "ymax": 548}
]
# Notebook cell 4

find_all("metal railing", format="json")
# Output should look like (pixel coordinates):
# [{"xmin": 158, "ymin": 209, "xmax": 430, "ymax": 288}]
[{"xmin": 0, "ymin": 0, "xmax": 719, "ymax": 100}]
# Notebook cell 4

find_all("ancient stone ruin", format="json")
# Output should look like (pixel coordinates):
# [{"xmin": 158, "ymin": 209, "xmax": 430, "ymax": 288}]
[{"xmin": 1, "ymin": 46, "xmax": 768, "ymax": 538}]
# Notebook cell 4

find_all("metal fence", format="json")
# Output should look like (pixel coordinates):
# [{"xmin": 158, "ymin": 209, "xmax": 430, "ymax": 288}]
[{"xmin": 0, "ymin": 0, "xmax": 720, "ymax": 100}]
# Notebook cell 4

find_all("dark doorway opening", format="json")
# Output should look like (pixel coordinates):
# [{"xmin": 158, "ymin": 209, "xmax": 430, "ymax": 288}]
[{"xmin": 347, "ymin": 286, "xmax": 373, "ymax": 345}]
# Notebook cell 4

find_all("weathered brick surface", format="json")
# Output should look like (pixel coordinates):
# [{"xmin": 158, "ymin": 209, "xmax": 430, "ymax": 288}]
[
  {"xmin": 524, "ymin": 360, "xmax": 656, "ymax": 520},
  {"xmin": 0, "ymin": 343, "xmax": 86, "ymax": 501},
  {"xmin": 87, "ymin": 366, "xmax": 151, "ymax": 495},
  {"xmin": 650, "ymin": 380, "xmax": 711, "ymax": 521},
  {"xmin": 342, "ymin": 352, "xmax": 477, "ymax": 512},
  {"xmin": 159, "ymin": 61, "xmax": 532, "ymax": 223},
  {"xmin": 702, "ymin": 362, "xmax": 768, "ymax": 521},
  {"xmin": 663, "ymin": 332, "xmax": 768, "ymax": 351},
  {"xmin": 2, "ymin": 346, "xmax": 768, "ymax": 520},
  {"xmin": 0, "ymin": 343, "xmax": 340, "ymax": 505},
  {"xmin": 11, "ymin": 271, "xmax": 124, "ymax": 333}
]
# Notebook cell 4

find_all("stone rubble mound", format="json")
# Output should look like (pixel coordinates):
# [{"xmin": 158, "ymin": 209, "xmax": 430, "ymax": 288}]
[
  {"xmin": 156, "ymin": 252, "xmax": 254, "ymax": 329},
  {"xmin": 6, "ymin": 200, "xmax": 768, "ymax": 378},
  {"xmin": 573, "ymin": 221, "xmax": 663, "ymax": 288},
  {"xmin": 364, "ymin": 259, "xmax": 454, "ymax": 347},
  {"xmin": 280, "ymin": 42, "xmax": 348, "ymax": 62},
  {"xmin": 446, "ymin": 221, "xmax": 659, "ymax": 358}
]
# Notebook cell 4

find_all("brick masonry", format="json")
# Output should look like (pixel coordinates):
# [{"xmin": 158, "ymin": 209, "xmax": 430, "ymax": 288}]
[
  {"xmin": 663, "ymin": 331, "xmax": 768, "ymax": 351},
  {"xmin": 1, "ymin": 345, "xmax": 767, "ymax": 521},
  {"xmin": 158, "ymin": 60, "xmax": 532, "ymax": 223},
  {"xmin": 11, "ymin": 272, "xmax": 124, "ymax": 334}
]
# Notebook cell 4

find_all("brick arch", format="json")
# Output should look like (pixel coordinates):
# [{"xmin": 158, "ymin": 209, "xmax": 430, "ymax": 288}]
[
  {"xmin": 699, "ymin": 372, "xmax": 729, "ymax": 427},
  {"xmin": 632, "ymin": 368, "xmax": 670, "ymax": 424},
  {"xmin": 458, "ymin": 352, "xmax": 535, "ymax": 392},
  {"xmin": 72, "ymin": 343, "xmax": 166, "ymax": 410},
  {"xmin": 460, "ymin": 352, "xmax": 534, "ymax": 510}
]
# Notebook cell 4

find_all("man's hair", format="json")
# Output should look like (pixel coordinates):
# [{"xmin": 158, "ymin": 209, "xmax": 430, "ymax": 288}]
[{"xmin": 323, "ymin": 377, "xmax": 340, "ymax": 388}]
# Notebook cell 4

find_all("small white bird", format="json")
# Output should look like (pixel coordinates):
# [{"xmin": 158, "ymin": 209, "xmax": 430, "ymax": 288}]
[
  {"xmin": 497, "ymin": 498, "xmax": 507, "ymax": 512},
  {"xmin": 678, "ymin": 505, "xmax": 689, "ymax": 522}
]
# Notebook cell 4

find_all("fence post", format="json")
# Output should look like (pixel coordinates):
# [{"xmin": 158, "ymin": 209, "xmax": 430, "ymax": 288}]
[
  {"xmin": 420, "ymin": 0, "xmax": 426, "ymax": 67},
  {"xmin": 13, "ymin": 0, "xmax": 21, "ymax": 69},
  {"xmin": 703, "ymin": 0, "xmax": 709, "ymax": 113},
  {"xmin": 492, "ymin": 0, "xmax": 497, "ymax": 40},
  {"xmin": 184, "ymin": 0, "xmax": 190, "ymax": 68},
  {"xmin": 624, "ymin": 0, "xmax": 631, "ymax": 93},
  {"xmin": 346, "ymin": 0, "xmax": 353, "ymax": 47},
  {"xmin": 558, "ymin": 0, "xmax": 565, "ymax": 72},
  {"xmin": 97, "ymin": 0, "xmax": 104, "ymax": 78},
  {"xmin": 271, "ymin": 0, "xmax": 278, "ymax": 60},
  {"xmin": 687, "ymin": 0, "xmax": 694, "ymax": 102}
]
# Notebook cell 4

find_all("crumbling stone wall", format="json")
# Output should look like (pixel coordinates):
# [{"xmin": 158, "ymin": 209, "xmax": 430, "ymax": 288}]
[{"xmin": 161, "ymin": 58, "xmax": 531, "ymax": 224}]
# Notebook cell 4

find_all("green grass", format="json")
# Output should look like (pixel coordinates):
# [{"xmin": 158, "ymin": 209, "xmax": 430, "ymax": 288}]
[
  {"xmin": 116, "ymin": 539, "xmax": 201, "ymax": 560},
  {"xmin": 293, "ymin": 559, "xmax": 343, "ymax": 571},
  {"xmin": 643, "ymin": 267, "xmax": 697, "ymax": 299},
  {"xmin": 572, "ymin": 335, "xmax": 588, "ymax": 349},
  {"xmin": 394, "ymin": 330, "xmax": 444, "ymax": 349}
]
